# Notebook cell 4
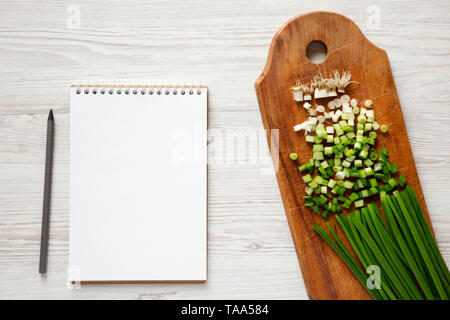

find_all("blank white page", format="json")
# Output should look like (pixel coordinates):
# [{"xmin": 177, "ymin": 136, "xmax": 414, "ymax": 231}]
[{"xmin": 69, "ymin": 86, "xmax": 207, "ymax": 282}]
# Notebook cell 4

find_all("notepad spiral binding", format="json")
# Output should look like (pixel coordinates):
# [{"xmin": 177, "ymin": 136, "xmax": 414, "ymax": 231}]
[{"xmin": 73, "ymin": 81, "xmax": 204, "ymax": 96}]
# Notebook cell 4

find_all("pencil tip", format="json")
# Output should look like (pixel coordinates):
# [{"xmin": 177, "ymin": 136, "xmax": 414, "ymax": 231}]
[{"xmin": 48, "ymin": 109, "xmax": 54, "ymax": 121}]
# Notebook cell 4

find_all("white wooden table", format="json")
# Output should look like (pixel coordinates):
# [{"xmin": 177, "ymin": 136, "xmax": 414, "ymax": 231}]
[{"xmin": 0, "ymin": 0, "xmax": 449, "ymax": 299}]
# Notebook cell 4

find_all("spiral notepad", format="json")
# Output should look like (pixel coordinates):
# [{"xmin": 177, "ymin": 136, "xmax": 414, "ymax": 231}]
[{"xmin": 69, "ymin": 82, "xmax": 207, "ymax": 283}]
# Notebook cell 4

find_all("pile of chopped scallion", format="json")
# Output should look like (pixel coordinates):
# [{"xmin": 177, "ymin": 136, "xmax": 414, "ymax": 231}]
[
  {"xmin": 291, "ymin": 91, "xmax": 397, "ymax": 217},
  {"xmin": 291, "ymin": 71, "xmax": 449, "ymax": 300}
]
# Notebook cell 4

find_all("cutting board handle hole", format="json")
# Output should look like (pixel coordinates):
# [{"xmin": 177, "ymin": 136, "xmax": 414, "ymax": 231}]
[{"xmin": 306, "ymin": 40, "xmax": 327, "ymax": 64}]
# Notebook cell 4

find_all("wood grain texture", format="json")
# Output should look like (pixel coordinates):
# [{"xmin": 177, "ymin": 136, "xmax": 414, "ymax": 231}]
[
  {"xmin": 255, "ymin": 11, "xmax": 438, "ymax": 299},
  {"xmin": 0, "ymin": 0, "xmax": 449, "ymax": 299}
]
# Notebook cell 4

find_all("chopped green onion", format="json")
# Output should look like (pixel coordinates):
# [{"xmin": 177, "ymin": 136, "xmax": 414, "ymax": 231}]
[
  {"xmin": 344, "ymin": 180, "xmax": 354, "ymax": 189},
  {"xmin": 299, "ymin": 164, "xmax": 310, "ymax": 172},
  {"xmin": 357, "ymin": 115, "xmax": 367, "ymax": 124},
  {"xmin": 313, "ymin": 144, "xmax": 324, "ymax": 152},
  {"xmin": 313, "ymin": 151, "xmax": 324, "ymax": 160},
  {"xmin": 390, "ymin": 163, "xmax": 398, "ymax": 174},
  {"xmin": 388, "ymin": 178, "xmax": 397, "ymax": 189},
  {"xmin": 354, "ymin": 199, "xmax": 364, "ymax": 208},
  {"xmin": 364, "ymin": 159, "xmax": 374, "ymax": 167},
  {"xmin": 398, "ymin": 174, "xmax": 406, "ymax": 187}
]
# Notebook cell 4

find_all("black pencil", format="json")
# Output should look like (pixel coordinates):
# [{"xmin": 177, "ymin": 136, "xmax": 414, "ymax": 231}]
[{"xmin": 39, "ymin": 109, "xmax": 54, "ymax": 274}]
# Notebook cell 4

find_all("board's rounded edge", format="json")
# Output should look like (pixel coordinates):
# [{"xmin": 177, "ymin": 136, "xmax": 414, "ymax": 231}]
[
  {"xmin": 254, "ymin": 11, "xmax": 388, "ymax": 91},
  {"xmin": 254, "ymin": 12, "xmax": 309, "ymax": 90}
]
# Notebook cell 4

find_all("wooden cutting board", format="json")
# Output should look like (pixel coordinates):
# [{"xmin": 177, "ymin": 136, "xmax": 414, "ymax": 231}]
[{"xmin": 255, "ymin": 11, "xmax": 433, "ymax": 300}]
